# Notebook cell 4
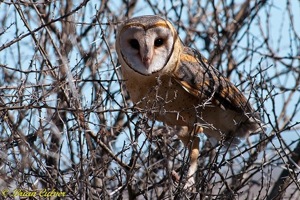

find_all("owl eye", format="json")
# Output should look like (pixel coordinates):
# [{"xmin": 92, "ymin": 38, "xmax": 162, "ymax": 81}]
[
  {"xmin": 129, "ymin": 39, "xmax": 140, "ymax": 50},
  {"xmin": 154, "ymin": 38, "xmax": 164, "ymax": 47}
]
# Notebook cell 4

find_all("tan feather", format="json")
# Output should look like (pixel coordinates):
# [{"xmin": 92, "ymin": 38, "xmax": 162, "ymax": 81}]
[{"xmin": 173, "ymin": 46, "xmax": 254, "ymax": 114}]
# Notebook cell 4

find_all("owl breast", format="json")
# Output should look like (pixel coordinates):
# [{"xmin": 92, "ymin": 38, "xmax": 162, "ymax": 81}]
[
  {"xmin": 122, "ymin": 65, "xmax": 199, "ymax": 127},
  {"xmin": 122, "ymin": 65, "xmax": 251, "ymax": 141}
]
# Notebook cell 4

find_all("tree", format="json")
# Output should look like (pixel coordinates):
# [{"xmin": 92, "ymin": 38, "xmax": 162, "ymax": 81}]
[{"xmin": 0, "ymin": 0, "xmax": 299, "ymax": 199}]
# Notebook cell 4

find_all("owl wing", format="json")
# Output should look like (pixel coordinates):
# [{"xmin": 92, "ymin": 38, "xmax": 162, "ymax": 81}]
[{"xmin": 172, "ymin": 46, "xmax": 254, "ymax": 114}]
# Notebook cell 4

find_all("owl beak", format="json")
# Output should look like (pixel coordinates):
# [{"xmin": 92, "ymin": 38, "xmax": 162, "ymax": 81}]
[
  {"xmin": 142, "ymin": 56, "xmax": 152, "ymax": 68},
  {"xmin": 141, "ymin": 49, "xmax": 153, "ymax": 69}
]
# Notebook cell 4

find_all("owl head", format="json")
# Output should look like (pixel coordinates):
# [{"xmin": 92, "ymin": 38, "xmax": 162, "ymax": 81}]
[{"xmin": 116, "ymin": 15, "xmax": 181, "ymax": 75}]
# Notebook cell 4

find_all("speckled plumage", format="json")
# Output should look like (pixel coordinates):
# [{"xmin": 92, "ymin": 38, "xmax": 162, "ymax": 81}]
[{"xmin": 116, "ymin": 15, "xmax": 262, "ymax": 187}]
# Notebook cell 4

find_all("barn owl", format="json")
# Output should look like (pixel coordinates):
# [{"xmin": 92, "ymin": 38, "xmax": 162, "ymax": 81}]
[{"xmin": 115, "ymin": 15, "xmax": 262, "ymax": 187}]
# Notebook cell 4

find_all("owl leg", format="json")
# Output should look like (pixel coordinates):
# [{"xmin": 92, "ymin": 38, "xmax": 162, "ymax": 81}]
[{"xmin": 176, "ymin": 126, "xmax": 202, "ymax": 188}]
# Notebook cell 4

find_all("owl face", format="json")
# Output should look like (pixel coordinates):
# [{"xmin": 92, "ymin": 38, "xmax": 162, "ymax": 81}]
[{"xmin": 116, "ymin": 16, "xmax": 177, "ymax": 75}]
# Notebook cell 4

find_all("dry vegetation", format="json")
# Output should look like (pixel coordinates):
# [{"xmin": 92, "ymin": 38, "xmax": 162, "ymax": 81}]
[{"xmin": 0, "ymin": 0, "xmax": 299, "ymax": 199}]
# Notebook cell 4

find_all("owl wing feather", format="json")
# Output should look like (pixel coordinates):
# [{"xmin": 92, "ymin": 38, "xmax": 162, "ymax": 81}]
[{"xmin": 172, "ymin": 46, "xmax": 254, "ymax": 114}]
